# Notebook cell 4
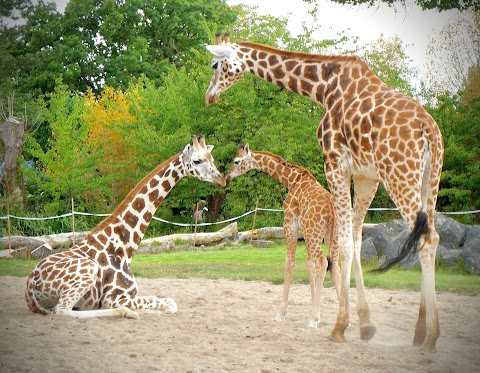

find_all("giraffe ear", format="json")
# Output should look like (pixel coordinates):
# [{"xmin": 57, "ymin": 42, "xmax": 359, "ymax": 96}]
[
  {"xmin": 183, "ymin": 143, "xmax": 192, "ymax": 161},
  {"xmin": 244, "ymin": 144, "xmax": 251, "ymax": 155},
  {"xmin": 205, "ymin": 44, "xmax": 234, "ymax": 58},
  {"xmin": 207, "ymin": 145, "xmax": 214, "ymax": 153}
]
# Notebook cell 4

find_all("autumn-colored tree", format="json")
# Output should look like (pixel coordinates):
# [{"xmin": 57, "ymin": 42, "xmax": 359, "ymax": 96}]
[{"xmin": 84, "ymin": 86, "xmax": 138, "ymax": 207}]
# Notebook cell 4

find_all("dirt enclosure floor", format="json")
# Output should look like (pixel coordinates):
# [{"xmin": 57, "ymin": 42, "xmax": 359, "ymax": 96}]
[{"xmin": 1, "ymin": 276, "xmax": 479, "ymax": 373}]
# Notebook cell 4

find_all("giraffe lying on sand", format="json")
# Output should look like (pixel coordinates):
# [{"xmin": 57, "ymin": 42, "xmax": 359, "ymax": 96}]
[
  {"xmin": 25, "ymin": 135, "xmax": 225, "ymax": 319},
  {"xmin": 225, "ymin": 144, "xmax": 340, "ymax": 328},
  {"xmin": 205, "ymin": 33, "xmax": 443, "ymax": 352}
]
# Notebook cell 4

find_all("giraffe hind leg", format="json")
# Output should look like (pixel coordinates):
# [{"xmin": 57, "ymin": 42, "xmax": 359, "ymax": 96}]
[
  {"xmin": 307, "ymin": 253, "xmax": 328, "ymax": 328},
  {"xmin": 53, "ymin": 264, "xmax": 139, "ymax": 320},
  {"xmin": 414, "ymin": 225, "xmax": 440, "ymax": 352},
  {"xmin": 275, "ymin": 220, "xmax": 298, "ymax": 322}
]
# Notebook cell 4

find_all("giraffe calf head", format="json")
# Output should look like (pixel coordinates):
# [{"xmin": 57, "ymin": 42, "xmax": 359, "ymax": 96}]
[
  {"xmin": 205, "ymin": 34, "xmax": 245, "ymax": 106},
  {"xmin": 183, "ymin": 135, "xmax": 226, "ymax": 188},
  {"xmin": 225, "ymin": 144, "xmax": 254, "ymax": 183}
]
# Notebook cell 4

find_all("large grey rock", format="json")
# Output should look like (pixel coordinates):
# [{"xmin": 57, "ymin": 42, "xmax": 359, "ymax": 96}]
[
  {"xmin": 437, "ymin": 245, "xmax": 463, "ymax": 266},
  {"xmin": 362, "ymin": 213, "xmax": 478, "ymax": 269},
  {"xmin": 362, "ymin": 219, "xmax": 407, "ymax": 257},
  {"xmin": 434, "ymin": 213, "xmax": 467, "ymax": 251},
  {"xmin": 460, "ymin": 225, "xmax": 480, "ymax": 274},
  {"xmin": 385, "ymin": 229, "xmax": 421, "ymax": 269},
  {"xmin": 360, "ymin": 237, "xmax": 378, "ymax": 260}
]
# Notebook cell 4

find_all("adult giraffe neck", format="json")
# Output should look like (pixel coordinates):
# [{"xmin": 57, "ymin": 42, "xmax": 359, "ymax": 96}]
[
  {"xmin": 235, "ymin": 41, "xmax": 374, "ymax": 106},
  {"xmin": 86, "ymin": 153, "xmax": 186, "ymax": 254}
]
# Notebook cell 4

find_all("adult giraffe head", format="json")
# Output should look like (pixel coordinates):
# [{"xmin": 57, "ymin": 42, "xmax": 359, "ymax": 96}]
[
  {"xmin": 183, "ymin": 135, "xmax": 226, "ymax": 187},
  {"xmin": 205, "ymin": 33, "xmax": 245, "ymax": 105}
]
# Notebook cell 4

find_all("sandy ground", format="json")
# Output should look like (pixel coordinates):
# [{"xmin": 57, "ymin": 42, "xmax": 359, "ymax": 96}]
[{"xmin": 1, "ymin": 276, "xmax": 479, "ymax": 373}]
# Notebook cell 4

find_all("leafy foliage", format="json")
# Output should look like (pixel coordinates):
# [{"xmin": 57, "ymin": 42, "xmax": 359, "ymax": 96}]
[
  {"xmin": 0, "ymin": 0, "xmax": 237, "ymax": 95},
  {"xmin": 25, "ymin": 80, "xmax": 103, "ymax": 215},
  {"xmin": 362, "ymin": 35, "xmax": 417, "ymax": 96},
  {"xmin": 430, "ymin": 95, "xmax": 480, "ymax": 223}
]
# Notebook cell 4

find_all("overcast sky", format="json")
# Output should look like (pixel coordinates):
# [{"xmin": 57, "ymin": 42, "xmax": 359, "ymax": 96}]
[{"xmin": 227, "ymin": 0, "xmax": 464, "ymax": 75}]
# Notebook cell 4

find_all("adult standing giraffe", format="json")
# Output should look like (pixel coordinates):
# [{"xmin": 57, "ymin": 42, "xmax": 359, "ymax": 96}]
[
  {"xmin": 204, "ymin": 34, "xmax": 443, "ymax": 352},
  {"xmin": 26, "ymin": 135, "xmax": 226, "ymax": 319}
]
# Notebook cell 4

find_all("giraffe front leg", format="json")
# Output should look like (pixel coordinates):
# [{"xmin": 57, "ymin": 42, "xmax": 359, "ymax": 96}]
[
  {"xmin": 275, "ymin": 252, "xmax": 295, "ymax": 322},
  {"xmin": 114, "ymin": 295, "xmax": 178, "ymax": 314},
  {"xmin": 329, "ymin": 251, "xmax": 351, "ymax": 342},
  {"xmin": 352, "ymin": 176, "xmax": 378, "ymax": 340},
  {"xmin": 325, "ymin": 160, "xmax": 353, "ymax": 342}
]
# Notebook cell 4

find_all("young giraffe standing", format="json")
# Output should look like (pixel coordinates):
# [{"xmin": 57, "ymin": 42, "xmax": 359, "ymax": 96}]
[
  {"xmin": 205, "ymin": 34, "xmax": 443, "ymax": 352},
  {"xmin": 225, "ymin": 144, "xmax": 340, "ymax": 328},
  {"xmin": 25, "ymin": 135, "xmax": 226, "ymax": 319}
]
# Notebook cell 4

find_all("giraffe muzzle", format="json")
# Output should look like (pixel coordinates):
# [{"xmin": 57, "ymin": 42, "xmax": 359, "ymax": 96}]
[
  {"xmin": 205, "ymin": 89, "xmax": 220, "ymax": 106},
  {"xmin": 213, "ymin": 175, "xmax": 227, "ymax": 188}
]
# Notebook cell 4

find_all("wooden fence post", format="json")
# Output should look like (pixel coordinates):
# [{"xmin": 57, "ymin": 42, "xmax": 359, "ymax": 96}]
[
  {"xmin": 250, "ymin": 198, "xmax": 260, "ymax": 245},
  {"xmin": 193, "ymin": 203, "xmax": 199, "ymax": 247},
  {"xmin": 7, "ymin": 204, "xmax": 11, "ymax": 255},
  {"xmin": 71, "ymin": 197, "xmax": 76, "ymax": 246}
]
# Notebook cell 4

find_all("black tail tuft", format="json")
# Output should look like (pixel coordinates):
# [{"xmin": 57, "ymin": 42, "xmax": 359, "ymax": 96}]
[
  {"xmin": 327, "ymin": 256, "xmax": 333, "ymax": 271},
  {"xmin": 372, "ymin": 211, "xmax": 429, "ymax": 273}
]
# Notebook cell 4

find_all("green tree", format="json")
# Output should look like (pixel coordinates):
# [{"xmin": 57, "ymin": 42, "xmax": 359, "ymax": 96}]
[
  {"xmin": 430, "ymin": 95, "xmax": 480, "ymax": 223},
  {"xmin": 0, "ymin": 0, "xmax": 237, "ymax": 95},
  {"xmin": 362, "ymin": 34, "xmax": 417, "ymax": 97},
  {"xmin": 26, "ymin": 81, "xmax": 103, "ymax": 215}
]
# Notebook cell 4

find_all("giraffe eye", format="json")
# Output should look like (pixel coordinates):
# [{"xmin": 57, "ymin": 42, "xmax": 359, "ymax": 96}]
[
  {"xmin": 193, "ymin": 159, "xmax": 203, "ymax": 165},
  {"xmin": 212, "ymin": 62, "xmax": 218, "ymax": 69},
  {"xmin": 234, "ymin": 160, "xmax": 240, "ymax": 165}
]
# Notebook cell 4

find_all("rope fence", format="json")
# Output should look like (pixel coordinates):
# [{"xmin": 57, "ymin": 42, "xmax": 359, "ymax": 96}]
[{"xmin": 1, "ymin": 208, "xmax": 479, "ymax": 228}]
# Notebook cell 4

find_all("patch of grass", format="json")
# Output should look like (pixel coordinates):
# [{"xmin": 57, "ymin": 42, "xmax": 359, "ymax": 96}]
[
  {"xmin": 0, "ymin": 258, "xmax": 38, "ymax": 277},
  {"xmin": 1, "ymin": 243, "xmax": 479, "ymax": 295}
]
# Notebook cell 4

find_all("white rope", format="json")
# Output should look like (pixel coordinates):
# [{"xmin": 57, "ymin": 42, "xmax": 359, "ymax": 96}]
[{"xmin": 1, "ymin": 208, "xmax": 478, "ymax": 227}]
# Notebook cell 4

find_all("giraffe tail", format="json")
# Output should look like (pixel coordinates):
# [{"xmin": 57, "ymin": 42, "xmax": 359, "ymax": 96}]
[
  {"xmin": 25, "ymin": 271, "xmax": 50, "ymax": 315},
  {"xmin": 372, "ymin": 210, "xmax": 429, "ymax": 273},
  {"xmin": 327, "ymin": 256, "xmax": 333, "ymax": 271}
]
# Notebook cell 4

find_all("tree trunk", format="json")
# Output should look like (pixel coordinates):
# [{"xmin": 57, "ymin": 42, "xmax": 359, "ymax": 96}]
[
  {"xmin": 0, "ymin": 116, "xmax": 25, "ymax": 198},
  {"xmin": 207, "ymin": 191, "xmax": 226, "ymax": 223},
  {"xmin": 141, "ymin": 222, "xmax": 238, "ymax": 247}
]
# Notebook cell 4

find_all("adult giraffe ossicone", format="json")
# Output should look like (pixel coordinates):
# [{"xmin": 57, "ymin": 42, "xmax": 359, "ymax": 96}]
[
  {"xmin": 205, "ymin": 33, "xmax": 443, "ymax": 352},
  {"xmin": 25, "ymin": 135, "xmax": 226, "ymax": 319},
  {"xmin": 225, "ymin": 144, "xmax": 340, "ymax": 329}
]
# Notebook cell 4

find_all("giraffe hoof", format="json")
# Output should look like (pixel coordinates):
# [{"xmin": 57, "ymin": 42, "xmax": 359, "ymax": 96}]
[
  {"xmin": 308, "ymin": 320, "xmax": 319, "ymax": 328},
  {"xmin": 360, "ymin": 324, "xmax": 376, "ymax": 340},
  {"xmin": 161, "ymin": 298, "xmax": 178, "ymax": 314},
  {"xmin": 125, "ymin": 310, "xmax": 140, "ymax": 320},
  {"xmin": 420, "ymin": 344, "xmax": 437, "ymax": 353},
  {"xmin": 329, "ymin": 331, "xmax": 346, "ymax": 343},
  {"xmin": 419, "ymin": 336, "xmax": 438, "ymax": 353},
  {"xmin": 274, "ymin": 315, "xmax": 286, "ymax": 322},
  {"xmin": 413, "ymin": 334, "xmax": 425, "ymax": 347}
]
